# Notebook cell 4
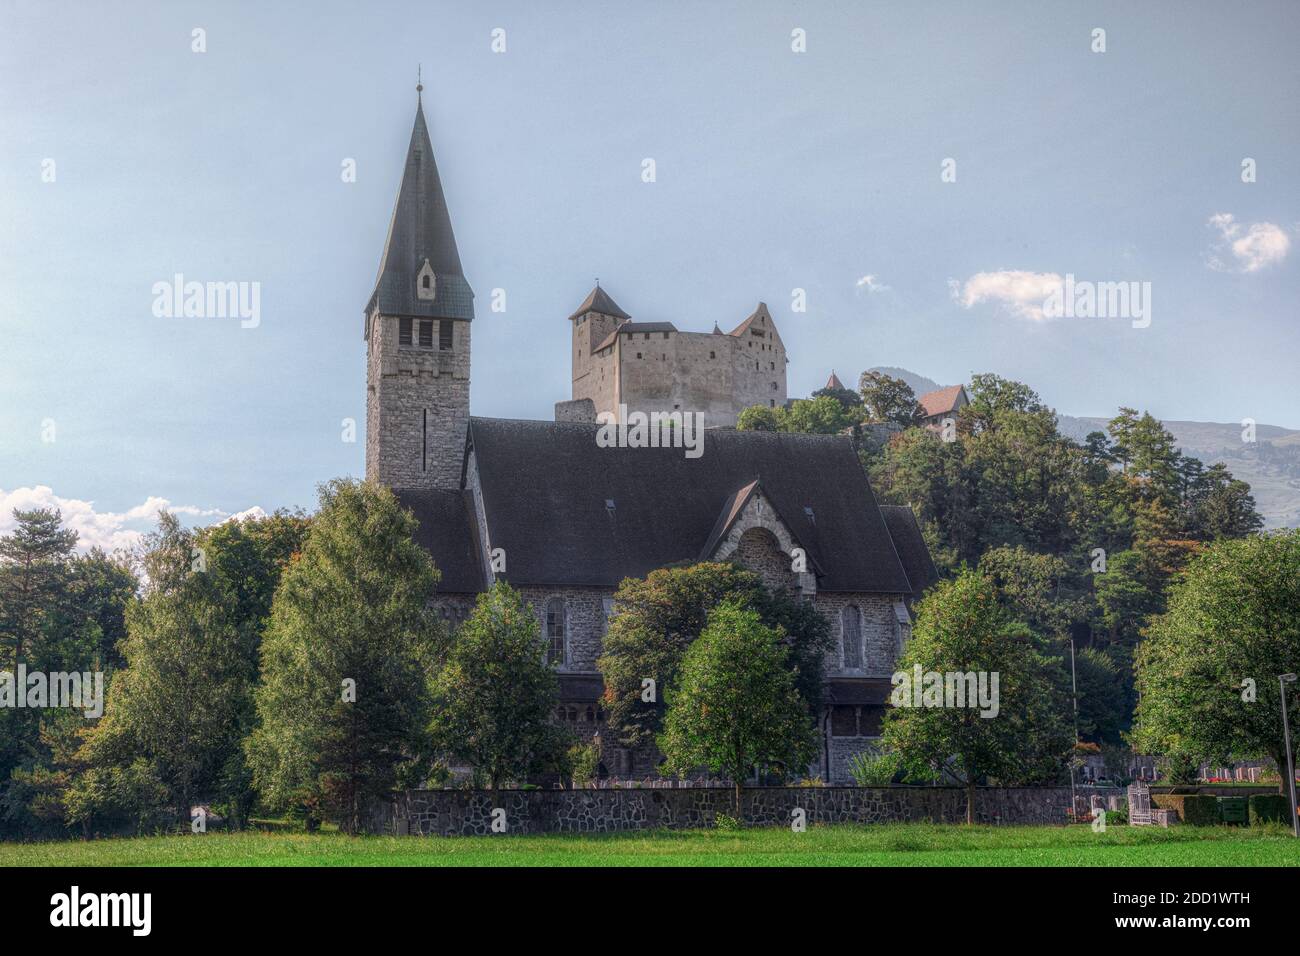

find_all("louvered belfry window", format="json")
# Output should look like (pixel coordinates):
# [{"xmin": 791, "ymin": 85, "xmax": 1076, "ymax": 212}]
[
  {"xmin": 399, "ymin": 317, "xmax": 412, "ymax": 345},
  {"xmin": 419, "ymin": 320, "xmax": 433, "ymax": 348}
]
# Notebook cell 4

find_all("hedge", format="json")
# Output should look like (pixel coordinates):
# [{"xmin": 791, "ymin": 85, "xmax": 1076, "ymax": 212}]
[
  {"xmin": 1152, "ymin": 794, "xmax": 1221, "ymax": 825},
  {"xmin": 1248, "ymin": 794, "xmax": 1292, "ymax": 826}
]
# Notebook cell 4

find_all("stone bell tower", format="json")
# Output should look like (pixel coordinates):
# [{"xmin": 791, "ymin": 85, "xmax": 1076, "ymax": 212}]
[{"xmin": 365, "ymin": 85, "xmax": 474, "ymax": 491}]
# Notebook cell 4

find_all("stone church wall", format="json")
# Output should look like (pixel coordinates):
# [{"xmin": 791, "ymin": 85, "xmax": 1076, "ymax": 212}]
[{"xmin": 368, "ymin": 786, "xmax": 1079, "ymax": 835}]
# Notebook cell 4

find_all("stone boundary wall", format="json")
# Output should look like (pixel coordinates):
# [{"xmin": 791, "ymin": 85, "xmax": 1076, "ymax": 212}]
[{"xmin": 368, "ymin": 786, "xmax": 1091, "ymax": 836}]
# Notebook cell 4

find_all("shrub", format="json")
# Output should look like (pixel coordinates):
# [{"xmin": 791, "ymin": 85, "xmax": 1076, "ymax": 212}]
[
  {"xmin": 567, "ymin": 742, "xmax": 600, "ymax": 789},
  {"xmin": 1249, "ymin": 794, "xmax": 1291, "ymax": 826},
  {"xmin": 1151, "ymin": 793, "xmax": 1221, "ymax": 826},
  {"xmin": 714, "ymin": 812, "xmax": 742, "ymax": 831},
  {"xmin": 847, "ymin": 749, "xmax": 900, "ymax": 787}
]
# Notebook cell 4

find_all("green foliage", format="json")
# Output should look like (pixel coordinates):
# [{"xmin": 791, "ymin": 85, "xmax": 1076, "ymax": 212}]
[
  {"xmin": 246, "ymin": 479, "xmax": 445, "ymax": 833},
  {"xmin": 713, "ymin": 812, "xmax": 742, "ymax": 831},
  {"xmin": 428, "ymin": 582, "xmax": 569, "ymax": 791},
  {"xmin": 0, "ymin": 508, "xmax": 79, "ymax": 671},
  {"xmin": 658, "ymin": 602, "xmax": 818, "ymax": 813},
  {"xmin": 61, "ymin": 759, "xmax": 170, "ymax": 836},
  {"xmin": 597, "ymin": 562, "xmax": 830, "ymax": 750},
  {"xmin": 737, "ymin": 396, "xmax": 857, "ymax": 435},
  {"xmin": 881, "ymin": 569, "xmax": 1073, "ymax": 822},
  {"xmin": 1133, "ymin": 531, "xmax": 1300, "ymax": 795},
  {"xmin": 846, "ymin": 748, "xmax": 900, "ymax": 787},
  {"xmin": 1181, "ymin": 795, "xmax": 1223, "ymax": 826},
  {"xmin": 567, "ymin": 742, "xmax": 601, "ymax": 788},
  {"xmin": 857, "ymin": 371, "xmax": 924, "ymax": 428},
  {"xmin": 1248, "ymin": 794, "xmax": 1290, "ymax": 826},
  {"xmin": 736, "ymin": 405, "xmax": 781, "ymax": 432}
]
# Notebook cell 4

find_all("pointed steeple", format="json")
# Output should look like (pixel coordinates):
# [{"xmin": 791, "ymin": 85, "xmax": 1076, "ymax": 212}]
[
  {"xmin": 567, "ymin": 283, "xmax": 631, "ymax": 322},
  {"xmin": 825, "ymin": 370, "xmax": 844, "ymax": 390},
  {"xmin": 368, "ymin": 93, "xmax": 474, "ymax": 321}
]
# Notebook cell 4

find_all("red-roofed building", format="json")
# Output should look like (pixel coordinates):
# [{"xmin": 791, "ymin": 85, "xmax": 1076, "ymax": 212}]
[{"xmin": 917, "ymin": 385, "xmax": 968, "ymax": 432}]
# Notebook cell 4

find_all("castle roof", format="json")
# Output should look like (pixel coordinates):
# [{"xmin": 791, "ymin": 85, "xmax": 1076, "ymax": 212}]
[
  {"xmin": 443, "ymin": 417, "xmax": 917, "ymax": 594},
  {"xmin": 367, "ymin": 96, "xmax": 474, "ymax": 323},
  {"xmin": 591, "ymin": 320, "xmax": 678, "ymax": 352},
  {"xmin": 392, "ymin": 488, "xmax": 486, "ymax": 593},
  {"xmin": 729, "ymin": 302, "xmax": 772, "ymax": 336},
  {"xmin": 825, "ymin": 370, "xmax": 845, "ymax": 390},
  {"xmin": 918, "ymin": 385, "xmax": 967, "ymax": 418},
  {"xmin": 568, "ymin": 285, "xmax": 631, "ymax": 322}
]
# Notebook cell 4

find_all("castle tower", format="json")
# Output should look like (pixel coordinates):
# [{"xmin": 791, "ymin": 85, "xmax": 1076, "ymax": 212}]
[
  {"xmin": 568, "ymin": 283, "xmax": 630, "ymax": 408},
  {"xmin": 365, "ymin": 88, "xmax": 474, "ymax": 490}
]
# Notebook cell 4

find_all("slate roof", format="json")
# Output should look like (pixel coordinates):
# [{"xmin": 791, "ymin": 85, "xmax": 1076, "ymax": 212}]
[
  {"xmin": 367, "ymin": 98, "xmax": 474, "ymax": 322},
  {"xmin": 879, "ymin": 505, "xmax": 940, "ymax": 598},
  {"xmin": 918, "ymin": 385, "xmax": 966, "ymax": 418},
  {"xmin": 464, "ymin": 417, "xmax": 914, "ymax": 593},
  {"xmin": 392, "ymin": 488, "xmax": 486, "ymax": 593},
  {"xmin": 592, "ymin": 320, "xmax": 679, "ymax": 353},
  {"xmin": 568, "ymin": 285, "xmax": 631, "ymax": 322}
]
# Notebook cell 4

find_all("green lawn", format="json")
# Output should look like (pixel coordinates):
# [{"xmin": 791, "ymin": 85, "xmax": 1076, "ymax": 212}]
[{"xmin": 2, "ymin": 823, "xmax": 1297, "ymax": 866}]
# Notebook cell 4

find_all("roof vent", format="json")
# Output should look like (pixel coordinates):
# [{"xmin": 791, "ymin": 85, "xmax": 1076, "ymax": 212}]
[
  {"xmin": 605, "ymin": 499, "xmax": 616, "ymax": 511},
  {"xmin": 804, "ymin": 506, "xmax": 816, "ymax": 524}
]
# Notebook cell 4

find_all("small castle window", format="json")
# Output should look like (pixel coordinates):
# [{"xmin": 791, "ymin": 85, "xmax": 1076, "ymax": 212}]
[
  {"xmin": 422, "ymin": 274, "xmax": 431, "ymax": 290},
  {"xmin": 769, "ymin": 399, "xmax": 775, "ymax": 407},
  {"xmin": 439, "ymin": 320, "xmax": 453, "ymax": 351},
  {"xmin": 399, "ymin": 317, "xmax": 412, "ymax": 346},
  {"xmin": 709, "ymin": 351, "xmax": 715, "ymax": 359},
  {"xmin": 662, "ymin": 332, "xmax": 669, "ymax": 339},
  {"xmin": 419, "ymin": 320, "xmax": 433, "ymax": 348},
  {"xmin": 643, "ymin": 333, "xmax": 650, "ymax": 341},
  {"xmin": 636, "ymin": 352, "xmax": 642, "ymax": 359}
]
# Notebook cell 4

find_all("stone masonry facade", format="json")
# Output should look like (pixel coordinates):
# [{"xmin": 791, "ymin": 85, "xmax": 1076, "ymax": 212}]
[
  {"xmin": 366, "ymin": 309, "xmax": 471, "ymax": 492},
  {"xmin": 368, "ymin": 786, "xmax": 1080, "ymax": 836}
]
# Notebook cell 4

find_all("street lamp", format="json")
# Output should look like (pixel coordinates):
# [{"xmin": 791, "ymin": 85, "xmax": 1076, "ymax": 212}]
[{"xmin": 1280, "ymin": 674, "xmax": 1299, "ymax": 839}]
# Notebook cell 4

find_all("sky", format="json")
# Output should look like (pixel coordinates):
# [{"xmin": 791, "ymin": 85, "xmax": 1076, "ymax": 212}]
[{"xmin": 2, "ymin": 0, "xmax": 1298, "ymax": 551}]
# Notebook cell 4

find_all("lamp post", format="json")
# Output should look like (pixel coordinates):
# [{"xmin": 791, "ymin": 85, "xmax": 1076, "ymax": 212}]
[{"xmin": 1280, "ymin": 674, "xmax": 1298, "ymax": 838}]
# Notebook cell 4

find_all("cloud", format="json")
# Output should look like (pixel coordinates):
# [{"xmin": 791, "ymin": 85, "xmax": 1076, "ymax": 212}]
[
  {"xmin": 0, "ymin": 486, "xmax": 256, "ymax": 554},
  {"xmin": 1207, "ymin": 213, "xmax": 1290, "ymax": 272},
  {"xmin": 854, "ymin": 274, "xmax": 890, "ymax": 294},
  {"xmin": 950, "ymin": 270, "xmax": 1064, "ymax": 321}
]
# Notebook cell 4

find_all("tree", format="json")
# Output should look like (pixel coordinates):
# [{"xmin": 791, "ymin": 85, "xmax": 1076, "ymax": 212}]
[
  {"xmin": 428, "ymin": 583, "xmax": 569, "ymax": 795},
  {"xmin": 658, "ymin": 601, "xmax": 817, "ymax": 816},
  {"xmin": 736, "ymin": 405, "xmax": 782, "ymax": 432},
  {"xmin": 881, "ymin": 570, "xmax": 1072, "ymax": 823},
  {"xmin": 77, "ymin": 513, "xmax": 250, "ymax": 825},
  {"xmin": 858, "ymin": 371, "xmax": 924, "ymax": 428},
  {"xmin": 597, "ymin": 562, "xmax": 830, "ymax": 751},
  {"xmin": 779, "ymin": 395, "xmax": 856, "ymax": 434},
  {"xmin": 0, "ymin": 508, "xmax": 78, "ymax": 669},
  {"xmin": 246, "ymin": 480, "xmax": 444, "ymax": 833},
  {"xmin": 1133, "ymin": 530, "xmax": 1300, "ymax": 795},
  {"xmin": 812, "ymin": 382, "xmax": 864, "ymax": 412}
]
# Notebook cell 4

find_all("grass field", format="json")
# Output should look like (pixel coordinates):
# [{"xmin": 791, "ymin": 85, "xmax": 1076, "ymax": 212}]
[{"xmin": 2, "ymin": 823, "xmax": 1297, "ymax": 867}]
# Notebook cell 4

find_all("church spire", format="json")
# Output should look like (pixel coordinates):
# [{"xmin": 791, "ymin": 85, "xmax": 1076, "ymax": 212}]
[{"xmin": 367, "ymin": 90, "xmax": 474, "ymax": 322}]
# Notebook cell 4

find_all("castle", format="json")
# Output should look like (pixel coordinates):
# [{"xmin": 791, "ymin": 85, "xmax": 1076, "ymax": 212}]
[
  {"xmin": 364, "ymin": 91, "xmax": 937, "ymax": 784},
  {"xmin": 561, "ymin": 288, "xmax": 788, "ymax": 428}
]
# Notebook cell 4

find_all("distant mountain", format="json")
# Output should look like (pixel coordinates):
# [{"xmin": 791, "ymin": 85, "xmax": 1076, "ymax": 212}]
[
  {"xmin": 859, "ymin": 367, "xmax": 1300, "ymax": 530},
  {"xmin": 866, "ymin": 367, "xmax": 941, "ymax": 398}
]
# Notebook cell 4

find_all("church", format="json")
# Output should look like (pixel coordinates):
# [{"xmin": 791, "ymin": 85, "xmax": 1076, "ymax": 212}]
[{"xmin": 363, "ymin": 91, "xmax": 938, "ymax": 784}]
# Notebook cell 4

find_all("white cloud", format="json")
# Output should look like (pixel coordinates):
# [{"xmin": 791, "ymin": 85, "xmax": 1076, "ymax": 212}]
[
  {"xmin": 950, "ymin": 270, "xmax": 1064, "ymax": 321},
  {"xmin": 855, "ymin": 274, "xmax": 890, "ymax": 293},
  {"xmin": 1207, "ymin": 213, "xmax": 1290, "ymax": 272},
  {"xmin": 0, "ymin": 486, "xmax": 254, "ymax": 554}
]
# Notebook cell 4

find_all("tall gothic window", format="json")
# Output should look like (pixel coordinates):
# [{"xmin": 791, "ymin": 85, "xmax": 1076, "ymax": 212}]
[
  {"xmin": 841, "ymin": 605, "xmax": 863, "ymax": 671},
  {"xmin": 545, "ymin": 597, "xmax": 566, "ymax": 667}
]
